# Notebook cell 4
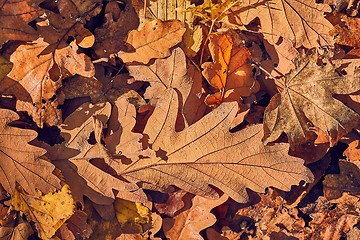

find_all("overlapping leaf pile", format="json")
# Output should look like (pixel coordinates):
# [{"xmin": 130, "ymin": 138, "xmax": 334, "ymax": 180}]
[{"xmin": 0, "ymin": 0, "xmax": 359, "ymax": 239}]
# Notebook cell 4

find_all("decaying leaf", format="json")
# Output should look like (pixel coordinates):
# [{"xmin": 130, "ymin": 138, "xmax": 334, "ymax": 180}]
[
  {"xmin": 239, "ymin": 0, "xmax": 334, "ymax": 48},
  {"xmin": 117, "ymin": 19, "xmax": 186, "ymax": 64},
  {"xmin": 154, "ymin": 190, "xmax": 187, "ymax": 217},
  {"xmin": 119, "ymin": 89, "xmax": 313, "ymax": 203},
  {"xmin": 263, "ymin": 50, "xmax": 360, "ymax": 147},
  {"xmin": 163, "ymin": 194, "xmax": 228, "ymax": 240},
  {"xmin": 0, "ymin": 109, "xmax": 60, "ymax": 195},
  {"xmin": 202, "ymin": 31, "xmax": 259, "ymax": 107},
  {"xmin": 11, "ymin": 184, "xmax": 75, "ymax": 240},
  {"xmin": 0, "ymin": 0, "xmax": 43, "ymax": 46}
]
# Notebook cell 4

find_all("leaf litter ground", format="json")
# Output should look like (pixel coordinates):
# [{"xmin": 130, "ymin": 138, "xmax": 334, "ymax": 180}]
[{"xmin": 0, "ymin": 0, "xmax": 359, "ymax": 239}]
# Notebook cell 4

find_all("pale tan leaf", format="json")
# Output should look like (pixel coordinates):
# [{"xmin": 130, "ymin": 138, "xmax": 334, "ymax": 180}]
[
  {"xmin": 43, "ymin": 102, "xmax": 146, "ymax": 205},
  {"xmin": 119, "ymin": 89, "xmax": 313, "ymax": 203},
  {"xmin": 263, "ymin": 50, "xmax": 360, "ymax": 147},
  {"xmin": 239, "ymin": 0, "xmax": 334, "ymax": 48},
  {"xmin": 117, "ymin": 19, "xmax": 186, "ymax": 64},
  {"xmin": 128, "ymin": 47, "xmax": 206, "ymax": 126},
  {"xmin": 0, "ymin": 109, "xmax": 60, "ymax": 195},
  {"xmin": 163, "ymin": 195, "xmax": 228, "ymax": 240}
]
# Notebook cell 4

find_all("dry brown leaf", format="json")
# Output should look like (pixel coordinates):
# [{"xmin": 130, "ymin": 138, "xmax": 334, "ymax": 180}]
[
  {"xmin": 11, "ymin": 185, "xmax": 75, "ymax": 240},
  {"xmin": 61, "ymin": 75, "xmax": 103, "ymax": 102},
  {"xmin": 43, "ymin": 102, "xmax": 146, "ymax": 205},
  {"xmin": 201, "ymin": 31, "xmax": 259, "ymax": 107},
  {"xmin": 118, "ymin": 89, "xmax": 313, "ymax": 203},
  {"xmin": 37, "ymin": 0, "xmax": 100, "ymax": 54},
  {"xmin": 330, "ymin": 14, "xmax": 360, "ymax": 57},
  {"xmin": 263, "ymin": 50, "xmax": 360, "ymax": 147},
  {"xmin": 128, "ymin": 47, "xmax": 206, "ymax": 126},
  {"xmin": 154, "ymin": 190, "xmax": 187, "ymax": 217},
  {"xmin": 117, "ymin": 19, "xmax": 186, "ymax": 64},
  {"xmin": 0, "ymin": 214, "xmax": 34, "ymax": 240},
  {"xmin": 239, "ymin": 0, "xmax": 334, "ymax": 48},
  {"xmin": 343, "ymin": 129, "xmax": 360, "ymax": 161},
  {"xmin": 0, "ymin": 38, "xmax": 62, "ymax": 127},
  {"xmin": 104, "ymin": 93, "xmax": 155, "ymax": 161},
  {"xmin": 1, "ymin": 38, "xmax": 95, "ymax": 127},
  {"xmin": 323, "ymin": 160, "xmax": 360, "ymax": 200},
  {"xmin": 0, "ymin": 109, "xmax": 60, "ymax": 195},
  {"xmin": 163, "ymin": 195, "xmax": 228, "ymax": 240},
  {"xmin": 93, "ymin": 0, "xmax": 139, "ymax": 58},
  {"xmin": 0, "ymin": 0, "xmax": 43, "ymax": 46},
  {"xmin": 65, "ymin": 210, "xmax": 93, "ymax": 239},
  {"xmin": 261, "ymin": 38, "xmax": 299, "ymax": 77}
]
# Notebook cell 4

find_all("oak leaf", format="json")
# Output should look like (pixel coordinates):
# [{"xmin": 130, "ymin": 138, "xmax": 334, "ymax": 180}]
[
  {"xmin": 201, "ymin": 31, "xmax": 259, "ymax": 107},
  {"xmin": 128, "ymin": 47, "xmax": 206, "ymax": 126},
  {"xmin": 44, "ymin": 101, "xmax": 146, "ymax": 205},
  {"xmin": 0, "ymin": 109, "xmax": 60, "ymax": 195},
  {"xmin": 117, "ymin": 19, "xmax": 186, "ymax": 64},
  {"xmin": 0, "ymin": 0, "xmax": 43, "ymax": 46},
  {"xmin": 11, "ymin": 185, "xmax": 75, "ymax": 240},
  {"xmin": 239, "ymin": 0, "xmax": 334, "ymax": 48},
  {"xmin": 1, "ymin": 38, "xmax": 94, "ymax": 127},
  {"xmin": 119, "ymin": 89, "xmax": 313, "ymax": 203},
  {"xmin": 263, "ymin": 50, "xmax": 360, "ymax": 147},
  {"xmin": 163, "ymin": 195, "xmax": 228, "ymax": 240}
]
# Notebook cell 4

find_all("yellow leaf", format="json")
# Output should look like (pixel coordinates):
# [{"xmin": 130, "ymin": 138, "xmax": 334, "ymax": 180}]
[
  {"xmin": 11, "ymin": 185, "xmax": 75, "ymax": 240},
  {"xmin": 115, "ymin": 198, "xmax": 150, "ymax": 233},
  {"xmin": 180, "ymin": 0, "xmax": 240, "ymax": 22},
  {"xmin": 181, "ymin": 24, "xmax": 203, "ymax": 57}
]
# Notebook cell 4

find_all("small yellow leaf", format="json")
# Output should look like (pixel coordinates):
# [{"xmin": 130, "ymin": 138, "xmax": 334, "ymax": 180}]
[
  {"xmin": 0, "ymin": 56, "xmax": 12, "ymax": 80},
  {"xmin": 11, "ymin": 184, "xmax": 75, "ymax": 240},
  {"xmin": 181, "ymin": 24, "xmax": 203, "ymax": 57},
  {"xmin": 114, "ymin": 198, "xmax": 150, "ymax": 233}
]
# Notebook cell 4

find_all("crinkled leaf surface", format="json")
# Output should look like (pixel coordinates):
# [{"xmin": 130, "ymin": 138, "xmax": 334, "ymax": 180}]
[
  {"xmin": 0, "ymin": 109, "xmax": 60, "ymax": 195},
  {"xmin": 118, "ymin": 19, "xmax": 186, "ymax": 64},
  {"xmin": 119, "ymin": 89, "xmax": 313, "ymax": 203},
  {"xmin": 239, "ymin": 0, "xmax": 334, "ymax": 48},
  {"xmin": 263, "ymin": 51, "xmax": 360, "ymax": 147}
]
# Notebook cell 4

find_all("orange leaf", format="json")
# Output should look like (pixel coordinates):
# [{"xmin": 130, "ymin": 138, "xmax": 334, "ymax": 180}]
[{"xmin": 201, "ymin": 31, "xmax": 259, "ymax": 107}]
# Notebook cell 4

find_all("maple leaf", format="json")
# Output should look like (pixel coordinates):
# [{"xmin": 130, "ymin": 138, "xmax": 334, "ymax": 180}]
[
  {"xmin": 44, "ymin": 101, "xmax": 147, "ymax": 205},
  {"xmin": 11, "ymin": 184, "xmax": 75, "ymax": 240},
  {"xmin": 239, "ymin": 0, "xmax": 334, "ymax": 48},
  {"xmin": 118, "ymin": 89, "xmax": 313, "ymax": 203},
  {"xmin": 117, "ymin": 19, "xmax": 186, "ymax": 64},
  {"xmin": 201, "ymin": 31, "xmax": 260, "ymax": 107},
  {"xmin": 263, "ymin": 50, "xmax": 360, "ymax": 147},
  {"xmin": 0, "ymin": 109, "xmax": 60, "ymax": 195},
  {"xmin": 163, "ymin": 195, "xmax": 228, "ymax": 239},
  {"xmin": 0, "ymin": 0, "xmax": 43, "ymax": 47}
]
